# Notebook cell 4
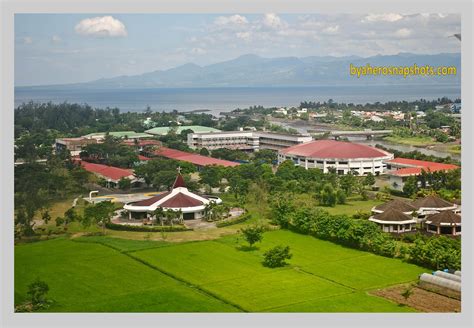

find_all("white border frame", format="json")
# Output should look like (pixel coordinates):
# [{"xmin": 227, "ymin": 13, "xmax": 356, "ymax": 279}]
[{"xmin": 1, "ymin": 1, "xmax": 473, "ymax": 327}]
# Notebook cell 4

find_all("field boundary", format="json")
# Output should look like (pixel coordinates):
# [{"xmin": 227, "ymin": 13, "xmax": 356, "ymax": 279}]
[{"xmin": 72, "ymin": 237, "xmax": 247, "ymax": 312}]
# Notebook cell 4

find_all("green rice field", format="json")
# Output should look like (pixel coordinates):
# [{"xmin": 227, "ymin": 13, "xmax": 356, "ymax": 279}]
[{"xmin": 15, "ymin": 230, "xmax": 426, "ymax": 312}]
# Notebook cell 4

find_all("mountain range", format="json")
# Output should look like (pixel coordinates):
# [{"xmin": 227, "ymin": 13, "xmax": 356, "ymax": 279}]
[{"xmin": 22, "ymin": 53, "xmax": 460, "ymax": 89}]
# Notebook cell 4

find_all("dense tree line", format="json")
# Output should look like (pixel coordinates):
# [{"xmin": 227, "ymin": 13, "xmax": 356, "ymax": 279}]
[{"xmin": 270, "ymin": 201, "xmax": 460, "ymax": 270}]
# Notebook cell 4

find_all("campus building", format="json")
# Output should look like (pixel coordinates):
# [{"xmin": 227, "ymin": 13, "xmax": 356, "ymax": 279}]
[
  {"xmin": 385, "ymin": 158, "xmax": 459, "ymax": 191},
  {"xmin": 187, "ymin": 131, "xmax": 313, "ymax": 152},
  {"xmin": 412, "ymin": 195, "xmax": 457, "ymax": 220},
  {"xmin": 55, "ymin": 137, "xmax": 98, "ymax": 156},
  {"xmin": 425, "ymin": 210, "xmax": 461, "ymax": 236},
  {"xmin": 150, "ymin": 146, "xmax": 240, "ymax": 168},
  {"xmin": 372, "ymin": 198, "xmax": 417, "ymax": 215},
  {"xmin": 368, "ymin": 208, "xmax": 417, "ymax": 234},
  {"xmin": 278, "ymin": 140, "xmax": 393, "ymax": 175},
  {"xmin": 146, "ymin": 125, "xmax": 221, "ymax": 136},
  {"xmin": 123, "ymin": 173, "xmax": 222, "ymax": 221},
  {"xmin": 76, "ymin": 160, "xmax": 140, "ymax": 188}
]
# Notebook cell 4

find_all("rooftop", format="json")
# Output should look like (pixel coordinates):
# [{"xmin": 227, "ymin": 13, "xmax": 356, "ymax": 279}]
[
  {"xmin": 374, "ymin": 199, "xmax": 417, "ymax": 213},
  {"xmin": 152, "ymin": 147, "xmax": 240, "ymax": 167},
  {"xmin": 279, "ymin": 140, "xmax": 392, "ymax": 159},
  {"xmin": 371, "ymin": 208, "xmax": 416, "ymax": 223},
  {"xmin": 145, "ymin": 125, "xmax": 221, "ymax": 136},
  {"xmin": 412, "ymin": 195, "xmax": 455, "ymax": 209},
  {"xmin": 425, "ymin": 211, "xmax": 461, "ymax": 226},
  {"xmin": 78, "ymin": 160, "xmax": 134, "ymax": 181}
]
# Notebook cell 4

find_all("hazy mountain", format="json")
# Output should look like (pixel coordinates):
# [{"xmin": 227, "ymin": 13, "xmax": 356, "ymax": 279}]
[{"xmin": 24, "ymin": 53, "xmax": 460, "ymax": 89}]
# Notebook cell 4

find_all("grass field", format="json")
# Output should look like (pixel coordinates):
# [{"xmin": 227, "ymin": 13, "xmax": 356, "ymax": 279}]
[
  {"xmin": 383, "ymin": 135, "xmax": 436, "ymax": 147},
  {"xmin": 15, "ymin": 230, "xmax": 425, "ymax": 312}
]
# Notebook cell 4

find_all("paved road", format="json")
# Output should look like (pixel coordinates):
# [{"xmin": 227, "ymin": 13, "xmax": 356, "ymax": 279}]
[{"xmin": 84, "ymin": 192, "xmax": 163, "ymax": 204}]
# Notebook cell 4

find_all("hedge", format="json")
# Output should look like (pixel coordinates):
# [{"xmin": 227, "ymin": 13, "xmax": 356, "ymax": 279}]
[
  {"xmin": 216, "ymin": 213, "xmax": 252, "ymax": 228},
  {"xmin": 105, "ymin": 222, "xmax": 191, "ymax": 232}
]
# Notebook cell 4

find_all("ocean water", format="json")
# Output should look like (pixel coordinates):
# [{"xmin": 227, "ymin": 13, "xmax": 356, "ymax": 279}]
[{"xmin": 15, "ymin": 84, "xmax": 461, "ymax": 115}]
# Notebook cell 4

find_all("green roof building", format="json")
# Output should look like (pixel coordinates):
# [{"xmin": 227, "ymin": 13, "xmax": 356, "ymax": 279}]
[
  {"xmin": 83, "ymin": 131, "xmax": 151, "ymax": 139},
  {"xmin": 145, "ymin": 125, "xmax": 221, "ymax": 136}
]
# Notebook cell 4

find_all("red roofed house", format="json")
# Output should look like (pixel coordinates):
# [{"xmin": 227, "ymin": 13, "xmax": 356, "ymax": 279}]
[
  {"xmin": 78, "ymin": 160, "xmax": 139, "ymax": 188},
  {"xmin": 151, "ymin": 146, "xmax": 240, "ymax": 168},
  {"xmin": 123, "ymin": 173, "xmax": 222, "ymax": 221},
  {"xmin": 278, "ymin": 140, "xmax": 393, "ymax": 175},
  {"xmin": 385, "ymin": 158, "xmax": 459, "ymax": 191}
]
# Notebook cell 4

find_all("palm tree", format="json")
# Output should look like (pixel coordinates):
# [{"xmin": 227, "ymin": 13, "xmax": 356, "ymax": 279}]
[{"xmin": 153, "ymin": 207, "xmax": 165, "ymax": 226}]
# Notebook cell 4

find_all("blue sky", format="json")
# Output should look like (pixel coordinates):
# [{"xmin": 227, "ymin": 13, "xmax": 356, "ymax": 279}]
[{"xmin": 15, "ymin": 13, "xmax": 461, "ymax": 86}]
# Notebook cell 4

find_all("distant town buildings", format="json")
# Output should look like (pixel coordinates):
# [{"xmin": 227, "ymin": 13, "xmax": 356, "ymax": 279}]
[
  {"xmin": 278, "ymin": 140, "xmax": 393, "ymax": 175},
  {"xmin": 187, "ymin": 131, "xmax": 313, "ymax": 152},
  {"xmin": 55, "ymin": 137, "xmax": 98, "ymax": 156}
]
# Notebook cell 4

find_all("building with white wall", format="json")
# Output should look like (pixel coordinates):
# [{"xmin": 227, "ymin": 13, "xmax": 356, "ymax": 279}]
[
  {"xmin": 278, "ymin": 140, "xmax": 393, "ymax": 175},
  {"xmin": 187, "ymin": 131, "xmax": 313, "ymax": 152}
]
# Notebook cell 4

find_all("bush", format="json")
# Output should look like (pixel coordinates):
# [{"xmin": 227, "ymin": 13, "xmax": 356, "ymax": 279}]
[
  {"xmin": 104, "ymin": 222, "xmax": 190, "ymax": 232},
  {"xmin": 263, "ymin": 245, "xmax": 292, "ymax": 268},
  {"xmin": 240, "ymin": 225, "xmax": 264, "ymax": 247},
  {"xmin": 216, "ymin": 213, "xmax": 251, "ymax": 228}
]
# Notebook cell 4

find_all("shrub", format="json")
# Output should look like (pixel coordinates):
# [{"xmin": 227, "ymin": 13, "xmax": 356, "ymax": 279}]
[
  {"xmin": 27, "ymin": 279, "xmax": 51, "ymax": 310},
  {"xmin": 216, "ymin": 213, "xmax": 251, "ymax": 228},
  {"xmin": 104, "ymin": 222, "xmax": 190, "ymax": 232},
  {"xmin": 263, "ymin": 245, "xmax": 292, "ymax": 268}
]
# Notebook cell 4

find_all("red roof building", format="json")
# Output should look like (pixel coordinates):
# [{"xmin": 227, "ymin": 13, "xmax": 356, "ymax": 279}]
[
  {"xmin": 78, "ymin": 160, "xmax": 136, "ymax": 184},
  {"xmin": 151, "ymin": 146, "xmax": 240, "ymax": 167},
  {"xmin": 124, "ymin": 173, "xmax": 223, "ymax": 221},
  {"xmin": 278, "ymin": 140, "xmax": 393, "ymax": 176},
  {"xmin": 385, "ymin": 158, "xmax": 459, "ymax": 191}
]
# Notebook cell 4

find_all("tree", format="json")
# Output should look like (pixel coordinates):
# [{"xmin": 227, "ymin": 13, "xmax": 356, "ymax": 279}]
[
  {"xmin": 319, "ymin": 183, "xmax": 337, "ymax": 207},
  {"xmin": 199, "ymin": 148, "xmax": 210, "ymax": 156},
  {"xmin": 240, "ymin": 225, "xmax": 264, "ymax": 248},
  {"xmin": 118, "ymin": 177, "xmax": 132, "ymax": 190},
  {"xmin": 401, "ymin": 284, "xmax": 414, "ymax": 302},
  {"xmin": 82, "ymin": 201, "xmax": 115, "ymax": 234},
  {"xmin": 263, "ymin": 245, "xmax": 292, "ymax": 268},
  {"xmin": 403, "ymin": 176, "xmax": 418, "ymax": 197},
  {"xmin": 363, "ymin": 172, "xmax": 376, "ymax": 187},
  {"xmin": 27, "ymin": 279, "xmax": 51, "ymax": 310}
]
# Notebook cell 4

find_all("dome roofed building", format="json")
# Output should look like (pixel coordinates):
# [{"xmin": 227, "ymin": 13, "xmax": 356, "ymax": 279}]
[
  {"xmin": 412, "ymin": 195, "xmax": 457, "ymax": 219},
  {"xmin": 372, "ymin": 199, "xmax": 417, "ymax": 215},
  {"xmin": 278, "ymin": 140, "xmax": 393, "ymax": 175},
  {"xmin": 425, "ymin": 211, "xmax": 461, "ymax": 236},
  {"xmin": 123, "ymin": 170, "xmax": 222, "ymax": 221},
  {"xmin": 368, "ymin": 208, "xmax": 417, "ymax": 233}
]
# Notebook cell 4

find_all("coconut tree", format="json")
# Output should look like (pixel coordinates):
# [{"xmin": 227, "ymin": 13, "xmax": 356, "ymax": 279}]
[{"xmin": 153, "ymin": 207, "xmax": 165, "ymax": 226}]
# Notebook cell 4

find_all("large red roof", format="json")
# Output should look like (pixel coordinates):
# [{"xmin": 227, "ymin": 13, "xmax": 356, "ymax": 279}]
[
  {"xmin": 160, "ymin": 193, "xmax": 204, "ymax": 208},
  {"xmin": 130, "ymin": 192, "xmax": 171, "ymax": 206},
  {"xmin": 79, "ymin": 161, "xmax": 134, "ymax": 181},
  {"xmin": 152, "ymin": 147, "xmax": 240, "ymax": 167},
  {"xmin": 280, "ymin": 140, "xmax": 391, "ymax": 159},
  {"xmin": 388, "ymin": 158, "xmax": 459, "ymax": 177}
]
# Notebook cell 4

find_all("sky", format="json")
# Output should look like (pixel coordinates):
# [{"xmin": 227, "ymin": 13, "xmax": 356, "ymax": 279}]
[{"xmin": 15, "ymin": 13, "xmax": 461, "ymax": 86}]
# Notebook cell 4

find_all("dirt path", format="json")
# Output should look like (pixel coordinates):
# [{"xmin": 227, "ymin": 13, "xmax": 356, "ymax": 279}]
[{"xmin": 370, "ymin": 283, "xmax": 461, "ymax": 313}]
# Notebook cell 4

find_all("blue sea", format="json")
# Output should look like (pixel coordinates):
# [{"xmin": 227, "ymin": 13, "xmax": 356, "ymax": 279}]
[{"xmin": 15, "ymin": 84, "xmax": 461, "ymax": 115}]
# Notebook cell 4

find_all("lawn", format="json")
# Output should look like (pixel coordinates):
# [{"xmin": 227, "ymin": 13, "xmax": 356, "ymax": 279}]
[
  {"xmin": 292, "ymin": 193, "xmax": 382, "ymax": 216},
  {"xmin": 15, "ymin": 230, "xmax": 425, "ymax": 312}
]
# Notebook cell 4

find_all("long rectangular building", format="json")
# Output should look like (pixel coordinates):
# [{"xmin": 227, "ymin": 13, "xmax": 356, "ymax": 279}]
[{"xmin": 187, "ymin": 131, "xmax": 313, "ymax": 152}]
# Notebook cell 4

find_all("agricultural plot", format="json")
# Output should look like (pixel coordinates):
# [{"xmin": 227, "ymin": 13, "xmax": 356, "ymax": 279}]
[
  {"xmin": 15, "ymin": 230, "xmax": 426, "ymax": 312},
  {"xmin": 132, "ymin": 230, "xmax": 426, "ymax": 312},
  {"xmin": 14, "ymin": 238, "xmax": 239, "ymax": 312}
]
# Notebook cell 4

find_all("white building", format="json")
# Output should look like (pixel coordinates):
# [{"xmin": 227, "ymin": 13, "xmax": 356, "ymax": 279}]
[
  {"xmin": 369, "ymin": 208, "xmax": 417, "ymax": 233},
  {"xmin": 187, "ymin": 131, "xmax": 313, "ymax": 152},
  {"xmin": 278, "ymin": 140, "xmax": 393, "ymax": 175}
]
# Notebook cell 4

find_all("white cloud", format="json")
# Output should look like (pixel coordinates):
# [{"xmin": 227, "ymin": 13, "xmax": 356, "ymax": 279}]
[
  {"xmin": 395, "ymin": 28, "xmax": 412, "ymax": 38},
  {"xmin": 262, "ymin": 13, "xmax": 286, "ymax": 29},
  {"xmin": 214, "ymin": 15, "xmax": 248, "ymax": 26},
  {"xmin": 51, "ymin": 35, "xmax": 62, "ymax": 43},
  {"xmin": 22, "ymin": 36, "xmax": 33, "ymax": 44},
  {"xmin": 75, "ymin": 16, "xmax": 127, "ymax": 37},
  {"xmin": 236, "ymin": 31, "xmax": 251, "ymax": 41},
  {"xmin": 362, "ymin": 13, "xmax": 404, "ymax": 23},
  {"xmin": 322, "ymin": 25, "xmax": 339, "ymax": 34}
]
